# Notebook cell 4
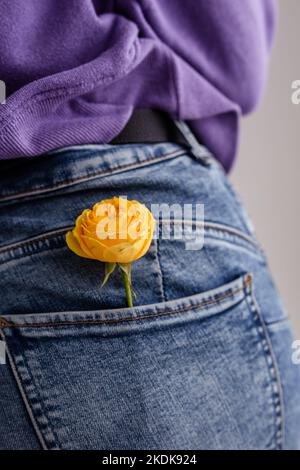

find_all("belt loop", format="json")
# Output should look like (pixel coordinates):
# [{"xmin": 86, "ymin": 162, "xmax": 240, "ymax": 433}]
[{"xmin": 173, "ymin": 120, "xmax": 213, "ymax": 166}]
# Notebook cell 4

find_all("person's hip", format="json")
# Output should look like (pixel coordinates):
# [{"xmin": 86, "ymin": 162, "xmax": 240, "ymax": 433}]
[{"xmin": 0, "ymin": 141, "xmax": 299, "ymax": 449}]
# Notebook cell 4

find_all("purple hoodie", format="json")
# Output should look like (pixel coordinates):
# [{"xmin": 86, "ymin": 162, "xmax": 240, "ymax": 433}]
[{"xmin": 0, "ymin": 0, "xmax": 277, "ymax": 170}]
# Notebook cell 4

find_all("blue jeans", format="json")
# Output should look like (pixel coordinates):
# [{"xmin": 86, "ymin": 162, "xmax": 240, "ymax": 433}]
[{"xmin": 0, "ymin": 122, "xmax": 299, "ymax": 450}]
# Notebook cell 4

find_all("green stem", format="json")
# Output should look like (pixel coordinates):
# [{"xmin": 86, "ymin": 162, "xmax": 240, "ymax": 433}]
[{"xmin": 122, "ymin": 270, "xmax": 133, "ymax": 307}]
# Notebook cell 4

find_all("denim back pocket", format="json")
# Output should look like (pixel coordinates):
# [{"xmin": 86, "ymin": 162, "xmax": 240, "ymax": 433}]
[{"xmin": 0, "ymin": 273, "xmax": 283, "ymax": 450}]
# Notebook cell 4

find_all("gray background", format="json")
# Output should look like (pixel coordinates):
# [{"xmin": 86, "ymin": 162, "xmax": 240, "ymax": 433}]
[{"xmin": 231, "ymin": 0, "xmax": 299, "ymax": 336}]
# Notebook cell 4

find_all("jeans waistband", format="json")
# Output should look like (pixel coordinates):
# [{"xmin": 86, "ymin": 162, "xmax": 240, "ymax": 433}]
[{"xmin": 0, "ymin": 121, "xmax": 213, "ymax": 203}]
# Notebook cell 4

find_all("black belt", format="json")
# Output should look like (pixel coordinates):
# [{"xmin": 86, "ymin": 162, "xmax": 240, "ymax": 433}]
[{"xmin": 110, "ymin": 108, "xmax": 189, "ymax": 147}]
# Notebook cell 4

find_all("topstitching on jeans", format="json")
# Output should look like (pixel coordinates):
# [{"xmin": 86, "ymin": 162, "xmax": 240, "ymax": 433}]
[
  {"xmin": 244, "ymin": 280, "xmax": 285, "ymax": 450},
  {"xmin": 0, "ymin": 220, "xmax": 263, "ymax": 264},
  {"xmin": 0, "ymin": 275, "xmax": 252, "ymax": 329},
  {"xmin": 0, "ymin": 148, "xmax": 187, "ymax": 202}
]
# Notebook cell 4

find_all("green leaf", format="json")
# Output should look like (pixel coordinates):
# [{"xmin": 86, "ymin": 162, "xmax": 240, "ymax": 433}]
[
  {"xmin": 101, "ymin": 262, "xmax": 116, "ymax": 288},
  {"xmin": 118, "ymin": 263, "xmax": 131, "ymax": 282}
]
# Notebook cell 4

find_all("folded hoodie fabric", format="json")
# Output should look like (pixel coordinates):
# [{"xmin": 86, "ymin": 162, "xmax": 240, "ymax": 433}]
[{"xmin": 0, "ymin": 0, "xmax": 277, "ymax": 170}]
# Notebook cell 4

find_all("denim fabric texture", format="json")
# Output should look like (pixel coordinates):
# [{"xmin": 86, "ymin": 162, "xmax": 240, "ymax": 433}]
[{"xmin": 0, "ymin": 122, "xmax": 299, "ymax": 450}]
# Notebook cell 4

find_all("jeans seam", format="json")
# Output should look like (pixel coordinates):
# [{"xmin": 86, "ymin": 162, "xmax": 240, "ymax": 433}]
[
  {"xmin": 0, "ymin": 330, "xmax": 55, "ymax": 450},
  {"xmin": 0, "ymin": 226, "xmax": 72, "ymax": 255},
  {"xmin": 153, "ymin": 237, "xmax": 166, "ymax": 303},
  {"xmin": 0, "ymin": 276, "xmax": 251, "ymax": 330},
  {"xmin": 0, "ymin": 221, "xmax": 262, "ymax": 262},
  {"xmin": 0, "ymin": 148, "xmax": 186, "ymax": 202},
  {"xmin": 222, "ymin": 175, "xmax": 257, "ymax": 239},
  {"xmin": 244, "ymin": 279, "xmax": 285, "ymax": 450},
  {"xmin": 17, "ymin": 342, "xmax": 63, "ymax": 450}
]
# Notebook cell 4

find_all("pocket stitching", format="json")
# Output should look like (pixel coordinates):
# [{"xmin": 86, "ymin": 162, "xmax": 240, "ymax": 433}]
[
  {"xmin": 2, "ymin": 331, "xmax": 61, "ymax": 450},
  {"xmin": 2, "ymin": 274, "xmax": 285, "ymax": 450},
  {"xmin": 0, "ymin": 275, "xmax": 252, "ymax": 329},
  {"xmin": 0, "ymin": 220, "xmax": 262, "ymax": 261},
  {"xmin": 153, "ymin": 237, "xmax": 167, "ymax": 303},
  {"xmin": 244, "ymin": 281, "xmax": 285, "ymax": 450},
  {"xmin": 0, "ymin": 148, "xmax": 187, "ymax": 203}
]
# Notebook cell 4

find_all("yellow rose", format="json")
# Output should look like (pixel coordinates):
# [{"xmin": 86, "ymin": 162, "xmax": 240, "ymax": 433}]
[{"xmin": 66, "ymin": 197, "xmax": 155, "ymax": 264}]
